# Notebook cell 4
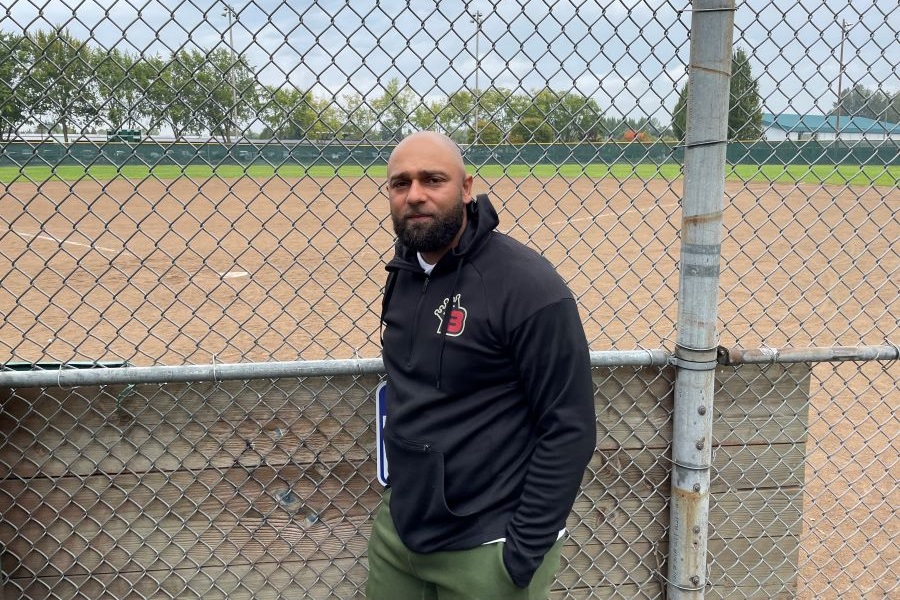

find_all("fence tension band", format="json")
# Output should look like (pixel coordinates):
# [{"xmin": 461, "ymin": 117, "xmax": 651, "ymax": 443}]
[
  {"xmin": 667, "ymin": 456, "xmax": 712, "ymax": 472},
  {"xmin": 674, "ymin": 344, "xmax": 719, "ymax": 371},
  {"xmin": 674, "ymin": 357, "xmax": 718, "ymax": 371},
  {"xmin": 654, "ymin": 570, "xmax": 707, "ymax": 592},
  {"xmin": 681, "ymin": 5, "xmax": 737, "ymax": 12},
  {"xmin": 674, "ymin": 138, "xmax": 729, "ymax": 149}
]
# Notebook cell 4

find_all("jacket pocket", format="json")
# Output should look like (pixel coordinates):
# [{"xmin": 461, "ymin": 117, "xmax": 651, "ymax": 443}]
[{"xmin": 384, "ymin": 431, "xmax": 480, "ymax": 552}]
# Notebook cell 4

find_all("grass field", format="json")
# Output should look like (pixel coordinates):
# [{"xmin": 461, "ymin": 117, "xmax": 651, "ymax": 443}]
[{"xmin": 1, "ymin": 162, "xmax": 898, "ymax": 187}]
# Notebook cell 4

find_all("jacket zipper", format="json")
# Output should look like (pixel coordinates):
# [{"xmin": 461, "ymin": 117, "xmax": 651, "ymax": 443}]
[{"xmin": 406, "ymin": 276, "xmax": 430, "ymax": 367}]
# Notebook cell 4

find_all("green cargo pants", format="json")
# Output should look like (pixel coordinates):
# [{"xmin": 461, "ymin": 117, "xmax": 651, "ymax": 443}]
[{"xmin": 366, "ymin": 492, "xmax": 564, "ymax": 600}]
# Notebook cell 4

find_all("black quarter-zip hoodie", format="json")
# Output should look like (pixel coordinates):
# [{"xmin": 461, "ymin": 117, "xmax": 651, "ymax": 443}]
[{"xmin": 380, "ymin": 193, "xmax": 596, "ymax": 588}]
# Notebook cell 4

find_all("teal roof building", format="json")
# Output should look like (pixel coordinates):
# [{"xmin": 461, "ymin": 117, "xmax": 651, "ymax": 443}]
[{"xmin": 763, "ymin": 113, "xmax": 900, "ymax": 141}]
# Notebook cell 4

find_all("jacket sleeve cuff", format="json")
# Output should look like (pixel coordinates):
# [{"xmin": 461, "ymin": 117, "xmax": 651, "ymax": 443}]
[{"xmin": 502, "ymin": 541, "xmax": 538, "ymax": 588}]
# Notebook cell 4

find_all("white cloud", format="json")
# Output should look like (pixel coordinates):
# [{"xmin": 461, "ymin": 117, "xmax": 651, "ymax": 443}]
[{"xmin": 2, "ymin": 0, "xmax": 897, "ymax": 122}]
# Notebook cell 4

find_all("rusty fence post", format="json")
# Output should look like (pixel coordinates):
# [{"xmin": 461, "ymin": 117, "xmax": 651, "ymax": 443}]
[{"xmin": 667, "ymin": 1, "xmax": 736, "ymax": 598}]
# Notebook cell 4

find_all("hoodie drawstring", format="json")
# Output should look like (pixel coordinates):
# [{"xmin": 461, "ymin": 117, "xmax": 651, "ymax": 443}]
[{"xmin": 380, "ymin": 271, "xmax": 398, "ymax": 345}]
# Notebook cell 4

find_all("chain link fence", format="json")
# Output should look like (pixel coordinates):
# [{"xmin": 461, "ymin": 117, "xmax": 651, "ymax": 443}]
[{"xmin": 0, "ymin": 0, "xmax": 897, "ymax": 598}]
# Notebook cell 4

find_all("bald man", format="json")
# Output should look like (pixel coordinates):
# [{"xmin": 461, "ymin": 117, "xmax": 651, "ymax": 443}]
[{"xmin": 368, "ymin": 131, "xmax": 596, "ymax": 599}]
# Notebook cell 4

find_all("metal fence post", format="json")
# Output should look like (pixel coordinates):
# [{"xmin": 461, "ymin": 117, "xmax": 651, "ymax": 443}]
[{"xmin": 667, "ymin": 1, "xmax": 735, "ymax": 598}]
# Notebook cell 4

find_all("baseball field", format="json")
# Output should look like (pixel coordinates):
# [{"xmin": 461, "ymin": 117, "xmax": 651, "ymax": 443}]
[{"xmin": 0, "ymin": 167, "xmax": 897, "ymax": 596}]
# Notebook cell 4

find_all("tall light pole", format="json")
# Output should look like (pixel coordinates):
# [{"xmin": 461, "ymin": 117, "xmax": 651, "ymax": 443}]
[
  {"xmin": 834, "ymin": 19, "xmax": 848, "ymax": 144},
  {"xmin": 222, "ymin": 3, "xmax": 239, "ymax": 140},
  {"xmin": 470, "ymin": 10, "xmax": 483, "ymax": 145}
]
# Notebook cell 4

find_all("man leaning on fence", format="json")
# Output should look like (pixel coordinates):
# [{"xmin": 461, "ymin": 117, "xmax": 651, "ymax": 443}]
[{"xmin": 366, "ymin": 130, "xmax": 597, "ymax": 599}]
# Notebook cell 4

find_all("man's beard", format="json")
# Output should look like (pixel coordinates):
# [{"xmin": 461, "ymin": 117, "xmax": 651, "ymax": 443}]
[{"xmin": 392, "ymin": 194, "xmax": 465, "ymax": 253}]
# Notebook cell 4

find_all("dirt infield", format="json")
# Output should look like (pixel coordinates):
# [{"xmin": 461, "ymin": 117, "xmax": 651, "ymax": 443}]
[
  {"xmin": 1, "ymin": 175, "xmax": 896, "ymax": 364},
  {"xmin": 1, "ymin": 173, "xmax": 897, "ymax": 596}
]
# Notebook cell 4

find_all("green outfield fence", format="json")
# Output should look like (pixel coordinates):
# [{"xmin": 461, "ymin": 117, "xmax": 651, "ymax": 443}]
[{"xmin": 2, "ymin": 139, "xmax": 898, "ymax": 168}]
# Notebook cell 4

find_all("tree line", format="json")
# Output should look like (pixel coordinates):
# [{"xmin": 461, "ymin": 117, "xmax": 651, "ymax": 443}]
[
  {"xmin": 0, "ymin": 28, "xmax": 670, "ymax": 144},
  {"xmin": 670, "ymin": 48, "xmax": 764, "ymax": 141},
  {"xmin": 5, "ymin": 27, "xmax": 891, "ymax": 146},
  {"xmin": 831, "ymin": 83, "xmax": 900, "ymax": 124},
  {"xmin": 1, "ymin": 28, "xmax": 259, "ymax": 143}
]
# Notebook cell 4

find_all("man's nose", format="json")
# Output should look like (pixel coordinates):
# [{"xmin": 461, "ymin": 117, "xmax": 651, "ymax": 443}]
[{"xmin": 407, "ymin": 179, "xmax": 426, "ymax": 203}]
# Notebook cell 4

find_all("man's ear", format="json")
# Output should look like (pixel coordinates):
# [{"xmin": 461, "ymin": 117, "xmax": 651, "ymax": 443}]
[{"xmin": 462, "ymin": 174, "xmax": 475, "ymax": 203}]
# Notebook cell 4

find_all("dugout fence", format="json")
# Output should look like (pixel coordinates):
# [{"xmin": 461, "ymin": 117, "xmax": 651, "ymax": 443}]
[{"xmin": 1, "ymin": 0, "xmax": 897, "ymax": 598}]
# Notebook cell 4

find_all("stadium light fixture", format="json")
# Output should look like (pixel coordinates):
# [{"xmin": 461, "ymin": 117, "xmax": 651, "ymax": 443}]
[
  {"xmin": 470, "ymin": 10, "xmax": 483, "ymax": 146},
  {"xmin": 222, "ymin": 3, "xmax": 239, "ymax": 140}
]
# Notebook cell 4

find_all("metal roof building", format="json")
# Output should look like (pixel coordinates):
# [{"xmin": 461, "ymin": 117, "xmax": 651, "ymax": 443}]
[{"xmin": 762, "ymin": 113, "xmax": 900, "ymax": 142}]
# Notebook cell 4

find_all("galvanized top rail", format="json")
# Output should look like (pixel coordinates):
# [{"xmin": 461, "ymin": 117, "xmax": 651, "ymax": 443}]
[
  {"xmin": 0, "ymin": 350, "xmax": 669, "ymax": 388},
  {"xmin": 1, "ymin": 346, "xmax": 896, "ymax": 388},
  {"xmin": 717, "ymin": 344, "xmax": 900, "ymax": 365}
]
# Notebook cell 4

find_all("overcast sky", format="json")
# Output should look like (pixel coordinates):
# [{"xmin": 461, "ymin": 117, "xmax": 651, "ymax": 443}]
[{"xmin": 3, "ymin": 0, "xmax": 898, "ymax": 124}]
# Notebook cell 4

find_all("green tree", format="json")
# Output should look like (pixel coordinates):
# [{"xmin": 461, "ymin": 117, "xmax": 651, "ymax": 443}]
[
  {"xmin": 167, "ymin": 47, "xmax": 255, "ymax": 140},
  {"xmin": 473, "ymin": 120, "xmax": 503, "ymax": 144},
  {"xmin": 729, "ymin": 48, "xmax": 762, "ymax": 140},
  {"xmin": 312, "ymin": 99, "xmax": 344, "ymax": 141},
  {"xmin": 131, "ymin": 54, "xmax": 172, "ymax": 134},
  {"xmin": 333, "ymin": 92, "xmax": 376, "ymax": 140},
  {"xmin": 134, "ymin": 54, "xmax": 174, "ymax": 135},
  {"xmin": 93, "ymin": 48, "xmax": 173, "ymax": 135},
  {"xmin": 869, "ymin": 89, "xmax": 896, "ymax": 123},
  {"xmin": 510, "ymin": 116, "xmax": 554, "ymax": 144},
  {"xmin": 671, "ymin": 47, "xmax": 763, "ymax": 141},
  {"xmin": 0, "ymin": 32, "xmax": 33, "ymax": 140},
  {"xmin": 92, "ymin": 46, "xmax": 141, "ymax": 131},
  {"xmin": 529, "ymin": 88, "xmax": 561, "ymax": 140},
  {"xmin": 293, "ymin": 95, "xmax": 341, "ymax": 141},
  {"xmin": 371, "ymin": 78, "xmax": 417, "ymax": 142},
  {"xmin": 260, "ymin": 84, "xmax": 318, "ymax": 138},
  {"xmin": 509, "ymin": 89, "xmax": 556, "ymax": 143},
  {"xmin": 439, "ymin": 90, "xmax": 474, "ymax": 141},
  {"xmin": 411, "ymin": 99, "xmax": 443, "ymax": 133},
  {"xmin": 554, "ymin": 92, "xmax": 604, "ymax": 142},
  {"xmin": 26, "ymin": 28, "xmax": 98, "ymax": 142},
  {"xmin": 832, "ymin": 84, "xmax": 874, "ymax": 119},
  {"xmin": 477, "ymin": 87, "xmax": 516, "ymax": 136},
  {"xmin": 208, "ymin": 47, "xmax": 257, "ymax": 140},
  {"xmin": 671, "ymin": 84, "xmax": 688, "ymax": 140},
  {"xmin": 890, "ymin": 93, "xmax": 900, "ymax": 125},
  {"xmin": 508, "ymin": 88, "xmax": 605, "ymax": 142},
  {"xmin": 166, "ymin": 48, "xmax": 207, "ymax": 137},
  {"xmin": 831, "ymin": 84, "xmax": 899, "ymax": 122}
]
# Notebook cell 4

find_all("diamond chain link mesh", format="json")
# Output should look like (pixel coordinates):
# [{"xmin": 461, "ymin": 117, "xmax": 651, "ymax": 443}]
[{"xmin": 0, "ymin": 0, "xmax": 897, "ymax": 598}]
